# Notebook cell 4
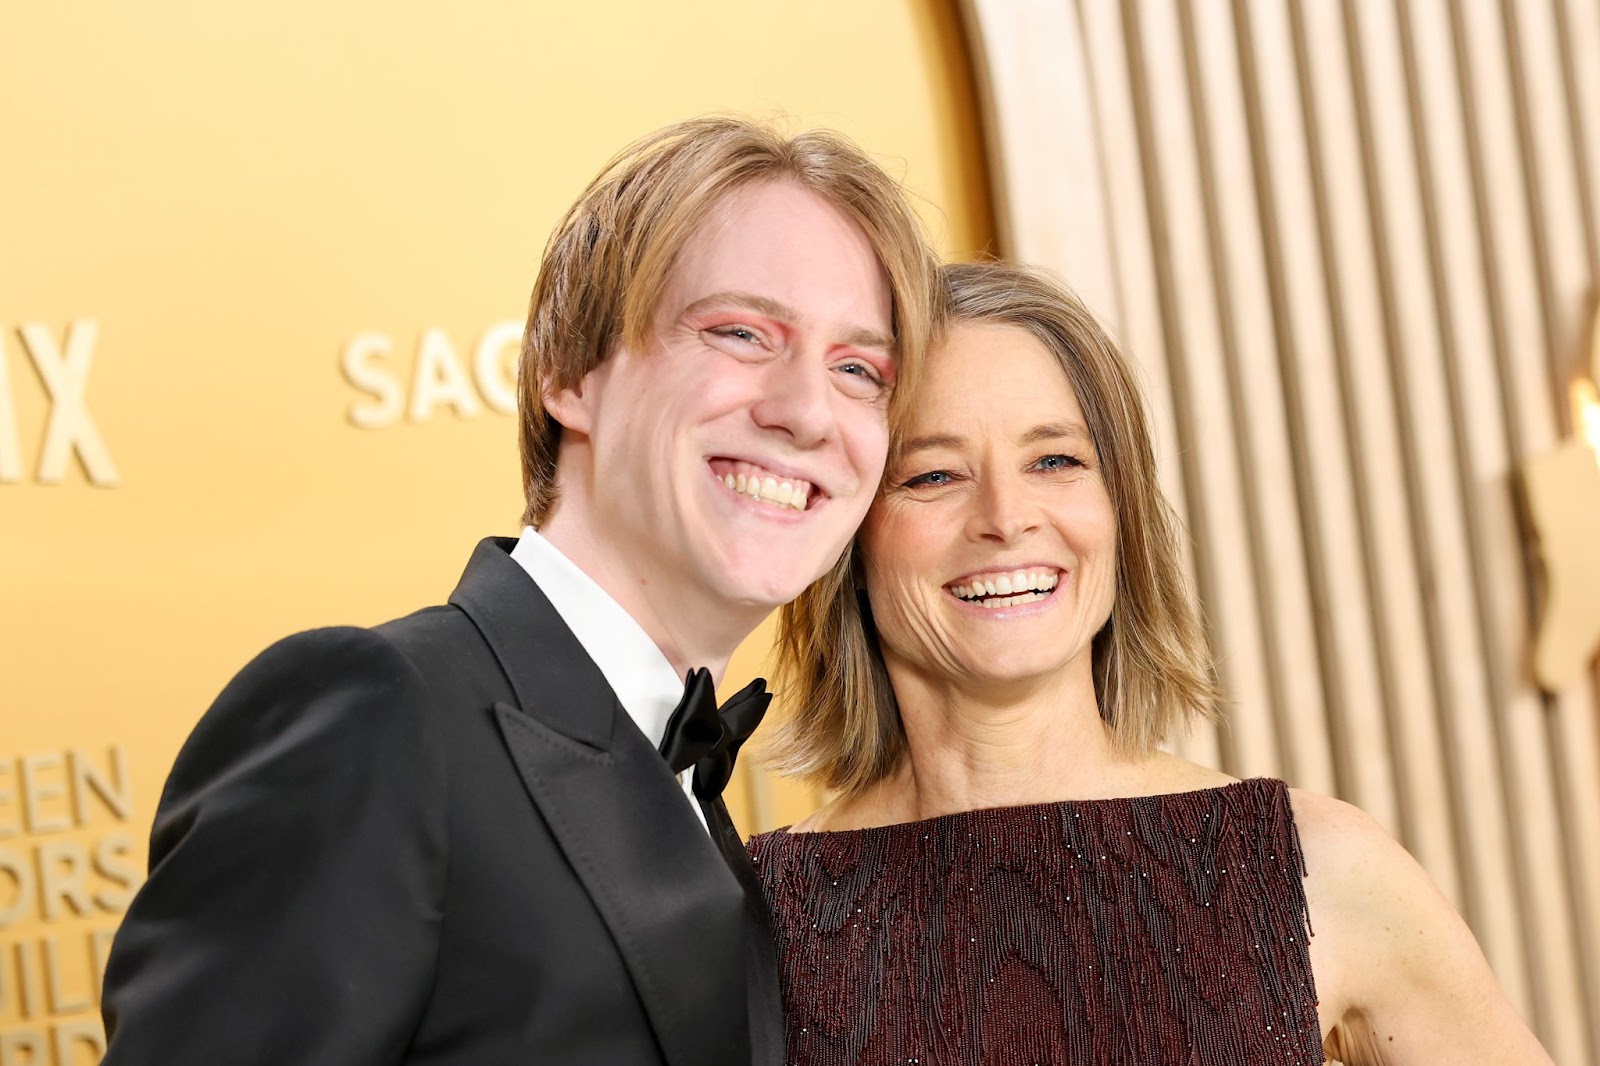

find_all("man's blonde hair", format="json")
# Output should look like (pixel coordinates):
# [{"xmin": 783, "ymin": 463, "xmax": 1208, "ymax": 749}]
[
  {"xmin": 769, "ymin": 261, "xmax": 1223, "ymax": 794},
  {"xmin": 518, "ymin": 115, "xmax": 940, "ymax": 525}
]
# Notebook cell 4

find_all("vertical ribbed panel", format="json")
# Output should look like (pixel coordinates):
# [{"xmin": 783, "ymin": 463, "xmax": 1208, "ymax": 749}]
[
  {"xmin": 1291, "ymin": 0, "xmax": 1461, "ymax": 904},
  {"xmin": 1125, "ymin": 0, "xmax": 1284, "ymax": 777},
  {"xmin": 1076, "ymin": 0, "xmax": 1223, "ymax": 768},
  {"xmin": 1186, "ymin": 0, "xmax": 1339, "ymax": 797},
  {"xmin": 960, "ymin": 0, "xmax": 1600, "ymax": 1059}
]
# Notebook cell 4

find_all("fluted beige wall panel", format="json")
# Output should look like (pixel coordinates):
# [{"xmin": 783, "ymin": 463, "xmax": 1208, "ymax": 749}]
[
  {"xmin": 1074, "ymin": 0, "xmax": 1225, "ymax": 769},
  {"xmin": 959, "ymin": 1, "xmax": 1600, "ymax": 1061},
  {"xmin": 1294, "ymin": 0, "xmax": 1462, "ymax": 901},
  {"xmin": 1138, "ymin": 0, "xmax": 1292, "ymax": 777},
  {"xmin": 1193, "ymin": 0, "xmax": 1344, "ymax": 798}
]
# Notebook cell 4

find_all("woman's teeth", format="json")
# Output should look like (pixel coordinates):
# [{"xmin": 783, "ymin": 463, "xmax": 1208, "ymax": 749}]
[
  {"xmin": 721, "ymin": 471, "xmax": 811, "ymax": 511},
  {"xmin": 949, "ymin": 569, "xmax": 1061, "ymax": 608},
  {"xmin": 968, "ymin": 591, "xmax": 1049, "ymax": 609}
]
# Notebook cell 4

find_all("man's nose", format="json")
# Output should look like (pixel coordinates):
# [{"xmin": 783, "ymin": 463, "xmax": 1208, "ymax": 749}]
[{"xmin": 749, "ymin": 353, "xmax": 834, "ymax": 447}]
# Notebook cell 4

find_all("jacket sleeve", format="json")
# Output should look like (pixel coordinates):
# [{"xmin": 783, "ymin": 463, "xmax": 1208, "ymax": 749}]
[{"xmin": 101, "ymin": 626, "xmax": 449, "ymax": 1066}]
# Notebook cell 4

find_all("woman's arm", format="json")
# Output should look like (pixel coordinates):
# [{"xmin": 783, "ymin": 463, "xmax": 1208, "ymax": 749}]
[{"xmin": 1291, "ymin": 789, "xmax": 1552, "ymax": 1065}]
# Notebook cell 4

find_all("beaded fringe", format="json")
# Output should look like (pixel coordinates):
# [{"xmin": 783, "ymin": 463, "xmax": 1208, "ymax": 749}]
[{"xmin": 748, "ymin": 779, "xmax": 1324, "ymax": 1065}]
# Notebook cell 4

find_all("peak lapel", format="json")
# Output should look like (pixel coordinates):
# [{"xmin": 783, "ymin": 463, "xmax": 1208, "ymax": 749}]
[{"xmin": 450, "ymin": 539, "xmax": 753, "ymax": 1066}]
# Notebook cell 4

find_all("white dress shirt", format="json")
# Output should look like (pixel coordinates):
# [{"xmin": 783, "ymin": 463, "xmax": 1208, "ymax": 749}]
[{"xmin": 509, "ymin": 527, "xmax": 707, "ymax": 829}]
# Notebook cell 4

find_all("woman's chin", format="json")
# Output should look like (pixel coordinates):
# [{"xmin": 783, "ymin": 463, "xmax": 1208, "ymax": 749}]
[{"xmin": 951, "ymin": 656, "xmax": 1074, "ymax": 691}]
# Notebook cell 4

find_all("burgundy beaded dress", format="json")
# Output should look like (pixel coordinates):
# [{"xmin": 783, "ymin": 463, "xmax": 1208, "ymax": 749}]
[{"xmin": 747, "ymin": 778, "xmax": 1324, "ymax": 1065}]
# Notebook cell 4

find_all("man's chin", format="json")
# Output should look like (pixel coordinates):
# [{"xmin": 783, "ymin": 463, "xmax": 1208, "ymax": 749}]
[{"xmin": 711, "ymin": 567, "xmax": 823, "ymax": 613}]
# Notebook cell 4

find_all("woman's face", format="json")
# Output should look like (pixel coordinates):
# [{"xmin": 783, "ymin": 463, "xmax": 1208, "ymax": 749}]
[{"xmin": 860, "ymin": 322, "xmax": 1118, "ymax": 691}]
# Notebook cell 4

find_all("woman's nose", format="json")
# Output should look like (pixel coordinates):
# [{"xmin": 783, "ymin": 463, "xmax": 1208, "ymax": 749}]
[{"xmin": 967, "ymin": 475, "xmax": 1041, "ymax": 543}]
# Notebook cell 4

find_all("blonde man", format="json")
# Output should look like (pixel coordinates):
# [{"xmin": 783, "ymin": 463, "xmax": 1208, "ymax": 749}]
[{"xmin": 102, "ymin": 117, "xmax": 937, "ymax": 1066}]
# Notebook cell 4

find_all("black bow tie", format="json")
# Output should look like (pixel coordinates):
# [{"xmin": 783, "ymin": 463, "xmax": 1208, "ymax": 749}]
[
  {"xmin": 658, "ymin": 668, "xmax": 771, "ymax": 801},
  {"xmin": 658, "ymin": 669, "xmax": 785, "ymax": 1058}
]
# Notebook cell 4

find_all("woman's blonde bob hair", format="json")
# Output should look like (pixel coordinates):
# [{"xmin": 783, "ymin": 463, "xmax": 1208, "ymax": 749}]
[
  {"xmin": 518, "ymin": 115, "xmax": 939, "ymax": 526},
  {"xmin": 769, "ymin": 261, "xmax": 1222, "ymax": 794}
]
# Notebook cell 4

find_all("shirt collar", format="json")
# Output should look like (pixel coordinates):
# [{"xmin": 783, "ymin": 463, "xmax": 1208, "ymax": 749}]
[{"xmin": 508, "ymin": 526, "xmax": 685, "ymax": 749}]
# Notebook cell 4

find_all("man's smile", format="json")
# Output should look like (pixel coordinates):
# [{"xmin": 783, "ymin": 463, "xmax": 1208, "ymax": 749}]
[{"xmin": 708, "ymin": 458, "xmax": 822, "ymax": 512}]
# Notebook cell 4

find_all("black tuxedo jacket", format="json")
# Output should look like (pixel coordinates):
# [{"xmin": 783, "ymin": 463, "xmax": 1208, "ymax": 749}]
[{"xmin": 102, "ymin": 538, "xmax": 782, "ymax": 1065}]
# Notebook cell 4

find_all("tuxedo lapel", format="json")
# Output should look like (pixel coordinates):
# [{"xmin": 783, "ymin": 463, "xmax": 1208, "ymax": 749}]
[
  {"xmin": 449, "ymin": 539, "xmax": 752, "ymax": 1066},
  {"xmin": 492, "ymin": 705, "xmax": 752, "ymax": 1066}
]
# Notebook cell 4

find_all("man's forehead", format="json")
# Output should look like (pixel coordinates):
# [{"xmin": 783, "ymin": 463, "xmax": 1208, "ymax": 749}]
[
  {"xmin": 657, "ymin": 183, "xmax": 894, "ymax": 342},
  {"xmin": 676, "ymin": 182, "xmax": 870, "ymax": 265}
]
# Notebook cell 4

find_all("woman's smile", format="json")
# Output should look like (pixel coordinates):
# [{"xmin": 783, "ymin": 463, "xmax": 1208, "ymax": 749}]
[{"xmin": 943, "ymin": 565, "xmax": 1067, "ymax": 613}]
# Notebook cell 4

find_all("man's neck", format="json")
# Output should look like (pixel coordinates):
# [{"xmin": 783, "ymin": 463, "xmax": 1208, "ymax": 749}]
[{"xmin": 536, "ymin": 513, "xmax": 761, "ymax": 682}]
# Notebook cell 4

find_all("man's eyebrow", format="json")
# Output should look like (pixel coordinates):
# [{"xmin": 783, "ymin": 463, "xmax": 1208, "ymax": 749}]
[
  {"xmin": 1020, "ymin": 420, "xmax": 1092, "ymax": 445},
  {"xmin": 839, "ymin": 324, "xmax": 895, "ymax": 353},
  {"xmin": 682, "ymin": 291, "xmax": 797, "ymax": 323},
  {"xmin": 682, "ymin": 290, "xmax": 893, "ymax": 352}
]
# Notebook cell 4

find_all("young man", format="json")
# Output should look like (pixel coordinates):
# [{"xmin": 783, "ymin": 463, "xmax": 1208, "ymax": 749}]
[{"xmin": 101, "ymin": 117, "xmax": 937, "ymax": 1066}]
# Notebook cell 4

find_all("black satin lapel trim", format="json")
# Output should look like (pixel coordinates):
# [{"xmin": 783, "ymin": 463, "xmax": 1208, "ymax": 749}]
[
  {"xmin": 493, "ymin": 701, "xmax": 751, "ymax": 1066},
  {"xmin": 449, "ymin": 537, "xmax": 611, "ymax": 749},
  {"xmin": 703, "ymin": 797, "xmax": 785, "ymax": 1066}
]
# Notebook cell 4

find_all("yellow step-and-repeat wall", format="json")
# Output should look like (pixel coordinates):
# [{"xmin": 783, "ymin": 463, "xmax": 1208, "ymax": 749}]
[{"xmin": 0, "ymin": 2, "xmax": 994, "ymax": 1058}]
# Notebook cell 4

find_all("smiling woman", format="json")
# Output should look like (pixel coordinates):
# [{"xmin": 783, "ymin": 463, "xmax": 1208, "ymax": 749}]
[
  {"xmin": 751, "ymin": 261, "xmax": 1553, "ymax": 1065},
  {"xmin": 860, "ymin": 318, "xmax": 1124, "ymax": 722},
  {"xmin": 769, "ymin": 263, "xmax": 1219, "ymax": 795}
]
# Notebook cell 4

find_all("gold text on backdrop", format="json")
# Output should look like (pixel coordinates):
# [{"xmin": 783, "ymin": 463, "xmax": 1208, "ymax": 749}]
[
  {"xmin": 340, "ymin": 323, "xmax": 521, "ymax": 429},
  {"xmin": 0, "ymin": 322, "xmax": 118, "ymax": 487},
  {"xmin": 0, "ymin": 746, "xmax": 139, "ymax": 1062}
]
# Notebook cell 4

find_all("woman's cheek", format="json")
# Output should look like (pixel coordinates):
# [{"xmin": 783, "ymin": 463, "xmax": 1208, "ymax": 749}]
[{"xmin": 869, "ymin": 577, "xmax": 928, "ymax": 662}]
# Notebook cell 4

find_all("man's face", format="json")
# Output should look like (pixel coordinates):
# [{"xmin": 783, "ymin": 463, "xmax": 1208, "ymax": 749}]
[{"xmin": 552, "ymin": 179, "xmax": 896, "ymax": 613}]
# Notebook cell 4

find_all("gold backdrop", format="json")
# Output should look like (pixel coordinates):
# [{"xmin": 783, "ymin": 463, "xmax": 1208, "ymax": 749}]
[{"xmin": 0, "ymin": 3, "xmax": 994, "ymax": 1059}]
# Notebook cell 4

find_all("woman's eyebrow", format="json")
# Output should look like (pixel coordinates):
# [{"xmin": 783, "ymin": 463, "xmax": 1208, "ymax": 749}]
[
  {"xmin": 1018, "ymin": 420, "xmax": 1091, "ymax": 445},
  {"xmin": 899, "ymin": 433, "xmax": 964, "ymax": 455}
]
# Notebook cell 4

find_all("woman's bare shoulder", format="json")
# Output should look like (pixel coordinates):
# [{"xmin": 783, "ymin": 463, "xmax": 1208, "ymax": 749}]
[
  {"xmin": 785, "ymin": 791, "xmax": 880, "ymax": 833},
  {"xmin": 1286, "ymin": 786, "xmax": 1446, "ymax": 987},
  {"xmin": 1287, "ymin": 787, "xmax": 1396, "ymax": 867},
  {"xmin": 1284, "ymin": 788, "xmax": 1456, "ymax": 944},
  {"xmin": 786, "ymin": 804, "xmax": 835, "ymax": 833},
  {"xmin": 1285, "ymin": 787, "xmax": 1551, "ymax": 1064},
  {"xmin": 1135, "ymin": 750, "xmax": 1237, "ymax": 793}
]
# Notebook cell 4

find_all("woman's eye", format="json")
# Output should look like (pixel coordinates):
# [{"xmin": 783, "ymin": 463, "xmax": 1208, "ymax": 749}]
[
  {"xmin": 903, "ymin": 470, "xmax": 953, "ymax": 488},
  {"xmin": 1035, "ymin": 453, "xmax": 1084, "ymax": 471}
]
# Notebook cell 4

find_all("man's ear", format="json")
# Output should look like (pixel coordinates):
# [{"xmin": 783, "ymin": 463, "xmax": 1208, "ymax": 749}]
[{"xmin": 543, "ymin": 381, "xmax": 593, "ymax": 434}]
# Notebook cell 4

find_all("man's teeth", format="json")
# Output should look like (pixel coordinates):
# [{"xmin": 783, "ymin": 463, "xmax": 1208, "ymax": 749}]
[
  {"xmin": 949, "ymin": 569, "xmax": 1061, "ymax": 607},
  {"xmin": 721, "ymin": 471, "xmax": 812, "ymax": 511}
]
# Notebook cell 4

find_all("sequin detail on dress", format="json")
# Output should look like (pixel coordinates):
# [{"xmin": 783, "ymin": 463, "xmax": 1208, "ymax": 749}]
[{"xmin": 748, "ymin": 778, "xmax": 1323, "ymax": 1065}]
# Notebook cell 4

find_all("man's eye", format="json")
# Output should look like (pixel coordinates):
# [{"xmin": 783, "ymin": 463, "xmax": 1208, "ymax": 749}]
[
  {"xmin": 903, "ymin": 470, "xmax": 953, "ymax": 488},
  {"xmin": 708, "ymin": 325, "xmax": 762, "ymax": 345},
  {"xmin": 836, "ymin": 361, "xmax": 886, "ymax": 386}
]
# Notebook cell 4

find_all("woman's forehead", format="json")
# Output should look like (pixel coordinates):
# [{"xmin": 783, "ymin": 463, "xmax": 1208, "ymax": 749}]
[{"xmin": 900, "ymin": 322, "xmax": 1086, "ymax": 439}]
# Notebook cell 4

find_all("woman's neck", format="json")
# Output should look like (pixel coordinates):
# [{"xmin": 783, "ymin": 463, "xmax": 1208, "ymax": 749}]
[{"xmin": 863, "ymin": 657, "xmax": 1139, "ymax": 824}]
